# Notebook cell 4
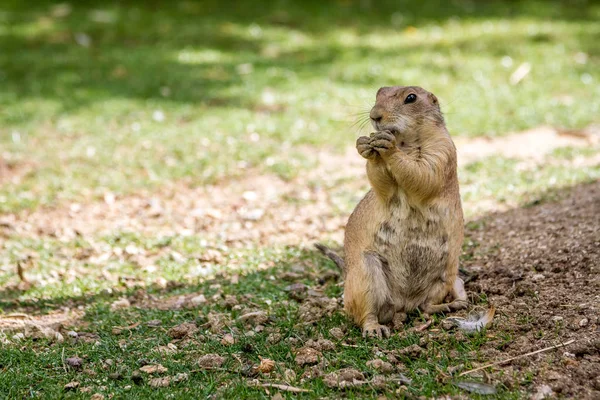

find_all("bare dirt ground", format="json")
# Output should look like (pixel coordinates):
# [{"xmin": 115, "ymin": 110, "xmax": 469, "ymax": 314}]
[
  {"xmin": 462, "ymin": 181, "xmax": 600, "ymax": 398},
  {"xmin": 2, "ymin": 126, "xmax": 597, "ymax": 249}
]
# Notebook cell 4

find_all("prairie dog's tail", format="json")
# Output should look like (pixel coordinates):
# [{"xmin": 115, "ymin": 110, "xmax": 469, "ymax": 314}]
[{"xmin": 314, "ymin": 243, "xmax": 345, "ymax": 274}]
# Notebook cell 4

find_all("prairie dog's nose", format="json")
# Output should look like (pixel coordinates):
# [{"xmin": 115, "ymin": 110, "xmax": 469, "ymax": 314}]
[{"xmin": 370, "ymin": 108, "xmax": 383, "ymax": 123}]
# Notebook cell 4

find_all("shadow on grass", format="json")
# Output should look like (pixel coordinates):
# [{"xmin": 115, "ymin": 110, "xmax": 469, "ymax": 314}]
[
  {"xmin": 0, "ymin": 0, "xmax": 598, "ymax": 117},
  {"xmin": 0, "ymin": 244, "xmax": 340, "ymax": 314}
]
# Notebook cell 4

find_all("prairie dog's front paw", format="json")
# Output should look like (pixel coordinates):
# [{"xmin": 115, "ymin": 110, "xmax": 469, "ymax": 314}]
[
  {"xmin": 370, "ymin": 131, "xmax": 397, "ymax": 157},
  {"xmin": 356, "ymin": 136, "xmax": 377, "ymax": 159}
]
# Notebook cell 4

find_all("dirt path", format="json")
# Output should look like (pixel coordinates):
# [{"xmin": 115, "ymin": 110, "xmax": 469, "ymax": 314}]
[
  {"xmin": 462, "ymin": 181, "xmax": 599, "ymax": 398},
  {"xmin": 1, "ymin": 126, "xmax": 597, "ymax": 250}
]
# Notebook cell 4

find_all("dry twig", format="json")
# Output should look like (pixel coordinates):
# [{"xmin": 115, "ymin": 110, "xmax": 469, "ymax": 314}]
[
  {"xmin": 459, "ymin": 339, "xmax": 576, "ymax": 376},
  {"xmin": 256, "ymin": 383, "xmax": 311, "ymax": 393}
]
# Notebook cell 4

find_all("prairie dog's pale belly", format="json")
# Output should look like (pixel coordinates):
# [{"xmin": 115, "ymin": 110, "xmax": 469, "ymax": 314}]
[{"xmin": 373, "ymin": 195, "xmax": 450, "ymax": 306}]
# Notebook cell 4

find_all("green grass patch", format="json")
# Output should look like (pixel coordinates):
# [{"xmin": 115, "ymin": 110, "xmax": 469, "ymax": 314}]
[{"xmin": 0, "ymin": 248, "xmax": 523, "ymax": 399}]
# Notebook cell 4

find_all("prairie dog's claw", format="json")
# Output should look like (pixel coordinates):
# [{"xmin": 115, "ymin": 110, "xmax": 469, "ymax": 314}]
[
  {"xmin": 362, "ymin": 324, "xmax": 391, "ymax": 338},
  {"xmin": 370, "ymin": 131, "xmax": 397, "ymax": 155},
  {"xmin": 356, "ymin": 136, "xmax": 377, "ymax": 159}
]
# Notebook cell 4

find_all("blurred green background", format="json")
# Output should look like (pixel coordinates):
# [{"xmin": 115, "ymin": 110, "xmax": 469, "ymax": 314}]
[{"xmin": 1, "ymin": 0, "xmax": 599, "ymax": 211}]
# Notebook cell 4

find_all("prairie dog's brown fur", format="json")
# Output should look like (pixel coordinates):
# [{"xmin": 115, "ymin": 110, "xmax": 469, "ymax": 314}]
[{"xmin": 322, "ymin": 86, "xmax": 467, "ymax": 337}]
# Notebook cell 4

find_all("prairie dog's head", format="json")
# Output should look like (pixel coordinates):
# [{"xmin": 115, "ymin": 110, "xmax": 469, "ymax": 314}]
[{"xmin": 369, "ymin": 86, "xmax": 444, "ymax": 136}]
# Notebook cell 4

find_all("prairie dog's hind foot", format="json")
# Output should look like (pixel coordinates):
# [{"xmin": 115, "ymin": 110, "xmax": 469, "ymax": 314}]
[
  {"xmin": 421, "ymin": 278, "xmax": 468, "ymax": 314},
  {"xmin": 362, "ymin": 316, "xmax": 391, "ymax": 338},
  {"xmin": 421, "ymin": 300, "xmax": 467, "ymax": 314}
]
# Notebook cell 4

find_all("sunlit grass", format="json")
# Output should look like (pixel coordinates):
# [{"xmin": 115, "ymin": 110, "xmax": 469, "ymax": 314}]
[{"xmin": 0, "ymin": 0, "xmax": 599, "ymax": 211}]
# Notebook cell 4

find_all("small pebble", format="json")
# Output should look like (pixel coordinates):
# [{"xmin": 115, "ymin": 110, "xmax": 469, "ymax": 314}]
[{"xmin": 329, "ymin": 327, "xmax": 344, "ymax": 340}]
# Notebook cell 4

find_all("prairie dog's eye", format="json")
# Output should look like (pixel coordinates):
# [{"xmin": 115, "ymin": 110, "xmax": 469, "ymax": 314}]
[{"xmin": 404, "ymin": 94, "xmax": 417, "ymax": 104}]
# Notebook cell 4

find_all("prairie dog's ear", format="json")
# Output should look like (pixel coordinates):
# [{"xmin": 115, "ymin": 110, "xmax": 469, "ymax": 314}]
[{"xmin": 428, "ymin": 92, "xmax": 440, "ymax": 110}]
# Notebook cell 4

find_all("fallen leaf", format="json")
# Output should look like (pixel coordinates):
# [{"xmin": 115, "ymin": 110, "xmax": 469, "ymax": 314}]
[
  {"xmin": 258, "ymin": 357, "xmax": 276, "ymax": 373},
  {"xmin": 329, "ymin": 327, "xmax": 344, "ymax": 340},
  {"xmin": 189, "ymin": 294, "xmax": 207, "ymax": 306},
  {"xmin": 398, "ymin": 344, "xmax": 424, "ymax": 358},
  {"xmin": 301, "ymin": 361, "xmax": 328, "ymax": 379},
  {"xmin": 198, "ymin": 353, "xmax": 225, "ymax": 369},
  {"xmin": 90, "ymin": 394, "xmax": 105, "ymax": 400},
  {"xmin": 323, "ymin": 368, "xmax": 367, "ymax": 388},
  {"xmin": 198, "ymin": 249, "xmax": 223, "ymax": 263},
  {"xmin": 149, "ymin": 377, "xmax": 171, "ymax": 388},
  {"xmin": 283, "ymin": 369, "xmax": 296, "ymax": 383},
  {"xmin": 206, "ymin": 312, "xmax": 229, "ymax": 333},
  {"xmin": 111, "ymin": 298, "xmax": 131, "ymax": 310},
  {"xmin": 295, "ymin": 347, "xmax": 321, "ymax": 366},
  {"xmin": 64, "ymin": 381, "xmax": 80, "ymax": 391},
  {"xmin": 297, "ymin": 297, "xmax": 339, "ymax": 323},
  {"xmin": 366, "ymin": 359, "xmax": 394, "ymax": 374},
  {"xmin": 173, "ymin": 372, "xmax": 188, "ymax": 382},
  {"xmin": 370, "ymin": 374, "xmax": 388, "ymax": 389},
  {"xmin": 168, "ymin": 322, "xmax": 198, "ymax": 339},
  {"xmin": 155, "ymin": 343, "xmax": 178, "ymax": 355},
  {"xmin": 305, "ymin": 338, "xmax": 335, "ymax": 351},
  {"xmin": 267, "ymin": 333, "xmax": 282, "ymax": 344},
  {"xmin": 65, "ymin": 356, "xmax": 83, "ymax": 369},
  {"xmin": 284, "ymin": 282, "xmax": 307, "ymax": 295},
  {"xmin": 237, "ymin": 311, "xmax": 268, "ymax": 325},
  {"xmin": 221, "ymin": 333, "xmax": 235, "ymax": 346},
  {"xmin": 455, "ymin": 381, "xmax": 497, "ymax": 395},
  {"xmin": 110, "ymin": 297, "xmax": 131, "ymax": 310},
  {"xmin": 139, "ymin": 364, "xmax": 168, "ymax": 374}
]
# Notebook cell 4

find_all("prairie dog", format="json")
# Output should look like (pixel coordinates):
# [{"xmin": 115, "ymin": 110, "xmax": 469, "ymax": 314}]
[{"xmin": 320, "ymin": 86, "xmax": 467, "ymax": 337}]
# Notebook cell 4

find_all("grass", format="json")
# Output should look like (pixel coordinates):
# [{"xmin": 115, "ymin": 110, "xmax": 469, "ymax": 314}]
[
  {"xmin": 1, "ymin": 0, "xmax": 599, "ymax": 211},
  {"xmin": 1, "ymin": 0, "xmax": 600, "ymax": 398},
  {"xmin": 1, "ymin": 249, "xmax": 521, "ymax": 399}
]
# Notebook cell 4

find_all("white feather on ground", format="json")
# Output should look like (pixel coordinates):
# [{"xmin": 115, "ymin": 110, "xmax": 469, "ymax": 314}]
[{"xmin": 444, "ymin": 307, "xmax": 495, "ymax": 334}]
